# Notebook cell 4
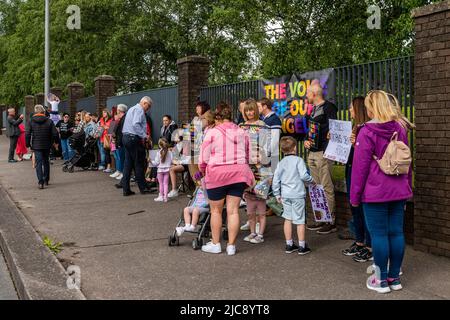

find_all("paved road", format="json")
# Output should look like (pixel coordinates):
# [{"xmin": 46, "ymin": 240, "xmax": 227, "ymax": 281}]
[
  {"xmin": 0, "ymin": 135, "xmax": 450, "ymax": 299},
  {"xmin": 0, "ymin": 249, "xmax": 18, "ymax": 300}
]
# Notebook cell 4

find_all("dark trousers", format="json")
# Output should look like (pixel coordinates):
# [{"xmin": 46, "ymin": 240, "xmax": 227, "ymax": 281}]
[
  {"xmin": 346, "ymin": 163, "xmax": 371, "ymax": 246},
  {"xmin": 122, "ymin": 134, "xmax": 147, "ymax": 192},
  {"xmin": 8, "ymin": 136, "xmax": 18, "ymax": 161},
  {"xmin": 34, "ymin": 149, "xmax": 50, "ymax": 185}
]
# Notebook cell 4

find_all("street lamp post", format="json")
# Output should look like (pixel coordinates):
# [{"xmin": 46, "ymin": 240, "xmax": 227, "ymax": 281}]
[{"xmin": 44, "ymin": 0, "xmax": 50, "ymax": 108}]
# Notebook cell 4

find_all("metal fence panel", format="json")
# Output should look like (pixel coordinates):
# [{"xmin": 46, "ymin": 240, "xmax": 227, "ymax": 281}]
[
  {"xmin": 107, "ymin": 86, "xmax": 178, "ymax": 143},
  {"xmin": 76, "ymin": 96, "xmax": 96, "ymax": 114}
]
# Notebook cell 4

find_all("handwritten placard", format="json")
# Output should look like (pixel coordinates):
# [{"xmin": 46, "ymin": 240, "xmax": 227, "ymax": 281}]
[
  {"xmin": 308, "ymin": 185, "xmax": 332, "ymax": 223},
  {"xmin": 324, "ymin": 119, "xmax": 352, "ymax": 164}
]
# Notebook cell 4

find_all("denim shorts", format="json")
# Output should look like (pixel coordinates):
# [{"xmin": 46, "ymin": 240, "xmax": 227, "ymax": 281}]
[
  {"xmin": 282, "ymin": 198, "xmax": 306, "ymax": 225},
  {"xmin": 207, "ymin": 183, "xmax": 247, "ymax": 201}
]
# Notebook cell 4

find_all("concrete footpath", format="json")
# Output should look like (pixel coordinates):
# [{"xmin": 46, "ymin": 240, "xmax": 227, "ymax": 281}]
[
  {"xmin": 0, "ymin": 248, "xmax": 17, "ymax": 300},
  {"xmin": 0, "ymin": 135, "xmax": 449, "ymax": 300}
]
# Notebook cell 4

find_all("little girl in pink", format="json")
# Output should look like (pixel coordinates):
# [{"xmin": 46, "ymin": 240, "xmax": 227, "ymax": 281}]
[{"xmin": 150, "ymin": 138, "xmax": 173, "ymax": 202}]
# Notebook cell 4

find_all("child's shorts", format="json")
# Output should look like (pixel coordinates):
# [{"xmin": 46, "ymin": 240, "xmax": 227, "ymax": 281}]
[
  {"xmin": 281, "ymin": 198, "xmax": 306, "ymax": 225},
  {"xmin": 245, "ymin": 197, "xmax": 266, "ymax": 216},
  {"xmin": 187, "ymin": 206, "xmax": 209, "ymax": 215}
]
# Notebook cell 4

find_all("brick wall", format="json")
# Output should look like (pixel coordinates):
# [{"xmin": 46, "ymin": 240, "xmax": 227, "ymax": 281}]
[
  {"xmin": 35, "ymin": 93, "xmax": 45, "ymax": 106},
  {"xmin": 0, "ymin": 104, "xmax": 5, "ymax": 134},
  {"xmin": 412, "ymin": 1, "xmax": 450, "ymax": 258},
  {"xmin": 67, "ymin": 83, "xmax": 85, "ymax": 118},
  {"xmin": 177, "ymin": 56, "xmax": 210, "ymax": 124},
  {"xmin": 24, "ymin": 95, "xmax": 35, "ymax": 128},
  {"xmin": 95, "ymin": 75, "xmax": 115, "ymax": 116}
]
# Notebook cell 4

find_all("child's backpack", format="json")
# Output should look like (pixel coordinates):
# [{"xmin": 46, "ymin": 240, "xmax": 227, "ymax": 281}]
[{"xmin": 374, "ymin": 132, "xmax": 411, "ymax": 176}]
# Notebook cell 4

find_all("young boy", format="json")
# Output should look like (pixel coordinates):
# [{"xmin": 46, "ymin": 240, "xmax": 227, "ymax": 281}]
[{"xmin": 272, "ymin": 136, "xmax": 315, "ymax": 255}]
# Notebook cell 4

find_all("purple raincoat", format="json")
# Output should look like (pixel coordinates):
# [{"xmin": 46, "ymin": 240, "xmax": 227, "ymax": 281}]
[{"xmin": 350, "ymin": 120, "xmax": 413, "ymax": 206}]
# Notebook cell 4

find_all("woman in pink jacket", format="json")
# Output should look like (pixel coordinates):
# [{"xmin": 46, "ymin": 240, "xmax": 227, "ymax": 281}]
[{"xmin": 198, "ymin": 102, "xmax": 255, "ymax": 256}]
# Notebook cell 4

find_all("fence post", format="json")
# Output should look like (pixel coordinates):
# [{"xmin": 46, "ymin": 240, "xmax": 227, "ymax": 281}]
[
  {"xmin": 35, "ymin": 93, "xmax": 45, "ymax": 106},
  {"xmin": 0, "ymin": 104, "xmax": 5, "ymax": 134},
  {"xmin": 95, "ymin": 75, "xmax": 115, "ymax": 115},
  {"xmin": 67, "ymin": 82, "xmax": 85, "ymax": 118},
  {"xmin": 177, "ymin": 56, "xmax": 210, "ymax": 124},
  {"xmin": 24, "ymin": 95, "xmax": 35, "ymax": 128},
  {"xmin": 412, "ymin": 1, "xmax": 450, "ymax": 258}
]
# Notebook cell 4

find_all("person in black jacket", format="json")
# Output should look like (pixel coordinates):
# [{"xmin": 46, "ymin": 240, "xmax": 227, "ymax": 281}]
[
  {"xmin": 26, "ymin": 105, "xmax": 60, "ymax": 189},
  {"xmin": 6, "ymin": 108, "xmax": 24, "ymax": 163},
  {"xmin": 160, "ymin": 115, "xmax": 178, "ymax": 146}
]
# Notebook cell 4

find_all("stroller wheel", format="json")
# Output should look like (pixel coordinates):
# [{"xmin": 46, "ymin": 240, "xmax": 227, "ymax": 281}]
[
  {"xmin": 68, "ymin": 166, "xmax": 74, "ymax": 173},
  {"xmin": 168, "ymin": 235, "xmax": 175, "ymax": 246},
  {"xmin": 62, "ymin": 165, "xmax": 68, "ymax": 172},
  {"xmin": 168, "ymin": 235, "xmax": 178, "ymax": 247},
  {"xmin": 192, "ymin": 238, "xmax": 203, "ymax": 250},
  {"xmin": 222, "ymin": 229, "xmax": 229, "ymax": 241}
]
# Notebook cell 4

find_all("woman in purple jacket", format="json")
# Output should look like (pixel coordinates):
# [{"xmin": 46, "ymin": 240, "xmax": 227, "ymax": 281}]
[{"xmin": 350, "ymin": 90, "xmax": 413, "ymax": 294}]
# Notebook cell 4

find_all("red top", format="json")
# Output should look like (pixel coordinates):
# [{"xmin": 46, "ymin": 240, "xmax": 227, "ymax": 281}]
[{"xmin": 100, "ymin": 118, "xmax": 112, "ymax": 143}]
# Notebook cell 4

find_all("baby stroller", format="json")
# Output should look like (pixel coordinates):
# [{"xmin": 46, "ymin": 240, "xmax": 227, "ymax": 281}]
[
  {"xmin": 62, "ymin": 130, "xmax": 97, "ymax": 173},
  {"xmin": 168, "ymin": 186, "xmax": 228, "ymax": 250}
]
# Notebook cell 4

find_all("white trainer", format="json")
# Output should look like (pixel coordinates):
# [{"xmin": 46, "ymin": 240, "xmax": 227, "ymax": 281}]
[
  {"xmin": 115, "ymin": 173, "xmax": 123, "ymax": 180},
  {"xmin": 244, "ymin": 233, "xmax": 257, "ymax": 242},
  {"xmin": 175, "ymin": 227, "xmax": 185, "ymax": 237},
  {"xmin": 201, "ymin": 241, "xmax": 222, "ymax": 254},
  {"xmin": 154, "ymin": 196, "xmax": 164, "ymax": 202},
  {"xmin": 184, "ymin": 225, "xmax": 196, "ymax": 232},
  {"xmin": 250, "ymin": 235, "xmax": 264, "ymax": 244},
  {"xmin": 110, "ymin": 171, "xmax": 119, "ymax": 178},
  {"xmin": 240, "ymin": 221, "xmax": 250, "ymax": 231},
  {"xmin": 226, "ymin": 244, "xmax": 236, "ymax": 256},
  {"xmin": 168, "ymin": 190, "xmax": 179, "ymax": 198}
]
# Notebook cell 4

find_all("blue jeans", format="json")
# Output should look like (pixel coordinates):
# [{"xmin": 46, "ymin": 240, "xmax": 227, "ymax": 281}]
[
  {"xmin": 34, "ymin": 149, "xmax": 50, "ymax": 185},
  {"xmin": 60, "ymin": 139, "xmax": 74, "ymax": 161},
  {"xmin": 363, "ymin": 201, "xmax": 406, "ymax": 281},
  {"xmin": 97, "ymin": 139, "xmax": 106, "ymax": 167},
  {"xmin": 346, "ymin": 163, "xmax": 371, "ymax": 247},
  {"xmin": 113, "ymin": 149, "xmax": 123, "ymax": 172}
]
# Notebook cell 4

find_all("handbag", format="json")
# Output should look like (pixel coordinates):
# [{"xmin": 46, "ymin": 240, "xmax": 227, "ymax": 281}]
[{"xmin": 103, "ymin": 134, "xmax": 111, "ymax": 150}]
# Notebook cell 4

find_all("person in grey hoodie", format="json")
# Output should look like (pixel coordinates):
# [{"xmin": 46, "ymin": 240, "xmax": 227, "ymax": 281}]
[{"xmin": 273, "ymin": 136, "xmax": 315, "ymax": 255}]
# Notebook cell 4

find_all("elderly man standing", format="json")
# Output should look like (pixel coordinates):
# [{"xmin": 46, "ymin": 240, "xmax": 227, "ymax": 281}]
[
  {"xmin": 304, "ymin": 82, "xmax": 338, "ymax": 234},
  {"xmin": 121, "ymin": 97, "xmax": 153, "ymax": 196},
  {"xmin": 6, "ymin": 108, "xmax": 24, "ymax": 163},
  {"xmin": 26, "ymin": 105, "xmax": 59, "ymax": 189}
]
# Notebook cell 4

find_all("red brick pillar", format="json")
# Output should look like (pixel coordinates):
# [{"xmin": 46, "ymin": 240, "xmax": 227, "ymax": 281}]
[
  {"xmin": 24, "ymin": 95, "xmax": 35, "ymax": 128},
  {"xmin": 95, "ymin": 75, "xmax": 115, "ymax": 115},
  {"xmin": 177, "ymin": 56, "xmax": 210, "ymax": 124},
  {"xmin": 413, "ymin": 1, "xmax": 450, "ymax": 257},
  {"xmin": 0, "ymin": 104, "xmax": 5, "ymax": 135},
  {"xmin": 67, "ymin": 82, "xmax": 85, "ymax": 118},
  {"xmin": 35, "ymin": 93, "xmax": 45, "ymax": 106}
]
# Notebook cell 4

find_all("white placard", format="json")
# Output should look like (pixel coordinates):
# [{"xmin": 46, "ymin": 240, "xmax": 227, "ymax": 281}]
[
  {"xmin": 323, "ymin": 119, "xmax": 352, "ymax": 164},
  {"xmin": 309, "ymin": 185, "xmax": 332, "ymax": 223}
]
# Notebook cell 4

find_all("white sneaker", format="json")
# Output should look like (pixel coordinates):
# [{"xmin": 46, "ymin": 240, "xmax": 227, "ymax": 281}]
[
  {"xmin": 226, "ymin": 244, "xmax": 236, "ymax": 256},
  {"xmin": 201, "ymin": 241, "xmax": 222, "ymax": 254},
  {"xmin": 110, "ymin": 171, "xmax": 120, "ymax": 178},
  {"xmin": 250, "ymin": 235, "xmax": 264, "ymax": 244},
  {"xmin": 184, "ymin": 225, "xmax": 196, "ymax": 232},
  {"xmin": 244, "ymin": 233, "xmax": 257, "ymax": 242},
  {"xmin": 103, "ymin": 168, "xmax": 112, "ymax": 173},
  {"xmin": 98, "ymin": 166, "xmax": 105, "ymax": 170},
  {"xmin": 115, "ymin": 173, "xmax": 123, "ymax": 180},
  {"xmin": 240, "ymin": 221, "xmax": 250, "ymax": 231},
  {"xmin": 154, "ymin": 196, "xmax": 164, "ymax": 202},
  {"xmin": 175, "ymin": 227, "xmax": 185, "ymax": 237},
  {"xmin": 168, "ymin": 190, "xmax": 179, "ymax": 198}
]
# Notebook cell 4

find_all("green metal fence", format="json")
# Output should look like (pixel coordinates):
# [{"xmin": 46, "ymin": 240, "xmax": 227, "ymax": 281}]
[{"xmin": 200, "ymin": 56, "xmax": 415, "ymax": 157}]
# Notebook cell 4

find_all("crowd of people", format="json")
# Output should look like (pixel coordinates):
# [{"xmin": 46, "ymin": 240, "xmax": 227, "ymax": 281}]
[{"xmin": 4, "ymin": 81, "xmax": 414, "ymax": 294}]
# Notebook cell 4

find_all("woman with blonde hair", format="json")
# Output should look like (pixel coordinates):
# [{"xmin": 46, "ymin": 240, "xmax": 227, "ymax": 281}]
[{"xmin": 350, "ymin": 90, "xmax": 413, "ymax": 294}]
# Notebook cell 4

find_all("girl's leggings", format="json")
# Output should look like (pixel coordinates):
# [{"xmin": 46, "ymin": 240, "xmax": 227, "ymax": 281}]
[{"xmin": 157, "ymin": 172, "xmax": 169, "ymax": 198}]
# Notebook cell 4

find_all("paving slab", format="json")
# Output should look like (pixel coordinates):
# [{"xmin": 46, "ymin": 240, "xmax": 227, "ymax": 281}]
[{"xmin": 0, "ymin": 135, "xmax": 449, "ymax": 300}]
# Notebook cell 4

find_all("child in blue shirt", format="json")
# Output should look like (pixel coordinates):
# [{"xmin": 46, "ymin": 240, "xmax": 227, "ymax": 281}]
[{"xmin": 273, "ymin": 136, "xmax": 315, "ymax": 255}]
